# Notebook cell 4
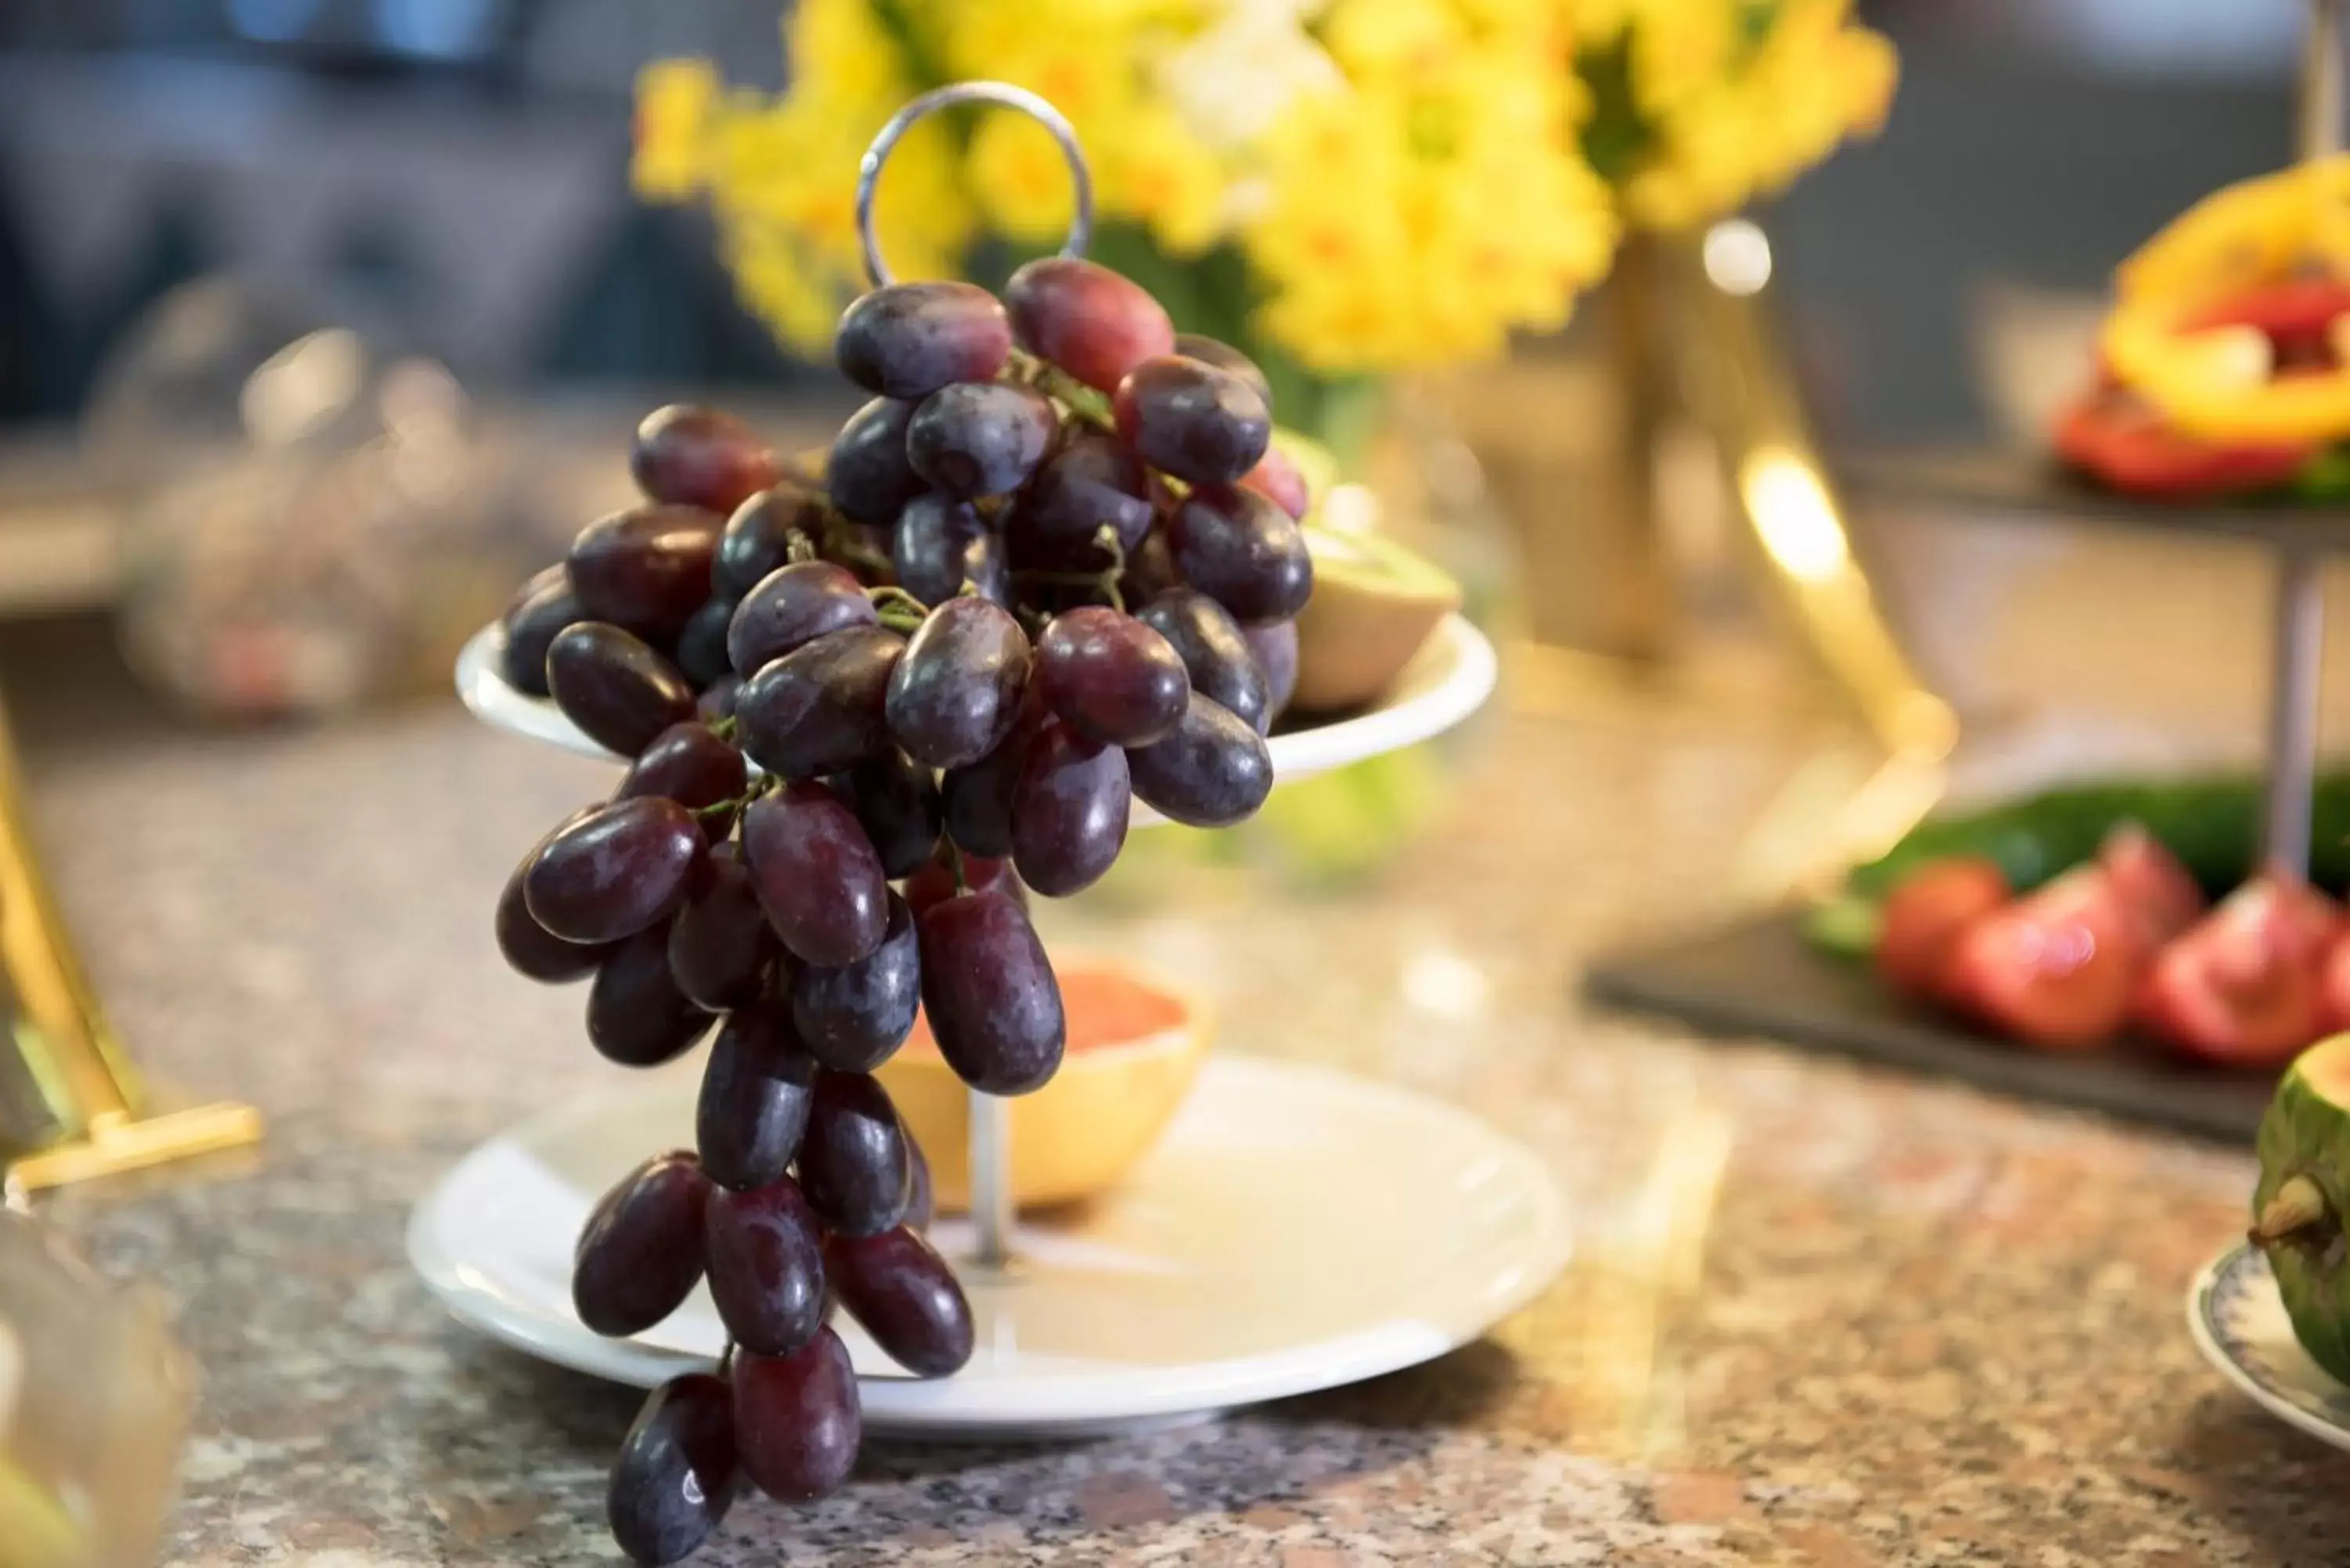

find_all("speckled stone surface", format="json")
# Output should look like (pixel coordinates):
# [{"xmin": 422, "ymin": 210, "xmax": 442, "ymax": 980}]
[{"xmin": 16, "ymin": 684, "xmax": 2342, "ymax": 1566}]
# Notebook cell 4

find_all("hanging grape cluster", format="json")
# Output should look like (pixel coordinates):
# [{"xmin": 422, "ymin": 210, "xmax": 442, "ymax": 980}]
[{"xmin": 490, "ymin": 254, "xmax": 1310, "ymax": 1564}]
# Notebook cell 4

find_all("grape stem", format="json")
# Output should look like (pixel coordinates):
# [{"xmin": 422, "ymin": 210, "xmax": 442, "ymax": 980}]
[
  {"xmin": 2252, "ymin": 1173, "xmax": 2332, "ymax": 1247},
  {"xmin": 946, "ymin": 840, "xmax": 969, "ymax": 896},
  {"xmin": 705, "ymin": 714, "xmax": 738, "ymax": 742},
  {"xmin": 814, "ymin": 505, "xmax": 896, "ymax": 581},
  {"xmin": 1004, "ymin": 347, "xmax": 1114, "ymax": 432},
  {"xmin": 1010, "ymin": 525, "xmax": 1127, "ymax": 613}
]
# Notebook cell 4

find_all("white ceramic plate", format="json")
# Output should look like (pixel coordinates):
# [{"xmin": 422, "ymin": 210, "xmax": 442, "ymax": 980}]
[
  {"xmin": 2187, "ymin": 1242, "xmax": 2350, "ymax": 1451},
  {"xmin": 454, "ymin": 612, "xmax": 1498, "ymax": 798},
  {"xmin": 409, "ymin": 1055, "xmax": 1571, "ymax": 1439}
]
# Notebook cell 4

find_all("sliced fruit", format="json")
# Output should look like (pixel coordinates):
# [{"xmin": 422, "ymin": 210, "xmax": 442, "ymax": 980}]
[
  {"xmin": 877, "ymin": 959, "xmax": 1208, "ymax": 1209},
  {"xmin": 2251, "ymin": 1034, "xmax": 2350, "ymax": 1383},
  {"xmin": 1941, "ymin": 865, "xmax": 2140, "ymax": 1050},
  {"xmin": 1289, "ymin": 526, "xmax": 1460, "ymax": 715},
  {"xmin": 0, "ymin": 1453, "xmax": 85, "ymax": 1568},
  {"xmin": 1874, "ymin": 854, "xmax": 2009, "ymax": 1001},
  {"xmin": 2097, "ymin": 822, "xmax": 2205, "ymax": 946},
  {"xmin": 2137, "ymin": 874, "xmax": 2334, "ymax": 1066}
]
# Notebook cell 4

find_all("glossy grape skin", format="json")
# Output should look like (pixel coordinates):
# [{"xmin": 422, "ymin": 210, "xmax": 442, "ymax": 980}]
[
  {"xmin": 740, "ymin": 783, "xmax": 890, "ymax": 967},
  {"xmin": 672, "ymin": 596, "xmax": 736, "ymax": 688},
  {"xmin": 1166, "ymin": 484, "xmax": 1314, "ymax": 625},
  {"xmin": 726, "ymin": 560, "xmax": 878, "ymax": 677},
  {"xmin": 1239, "ymin": 446, "xmax": 1311, "ymax": 521},
  {"xmin": 617, "ymin": 721, "xmax": 747, "ymax": 842},
  {"xmin": 1118, "ymin": 525, "xmax": 1184, "ymax": 606},
  {"xmin": 903, "ymin": 1134, "xmax": 935, "ymax": 1230},
  {"xmin": 573, "ymin": 1150, "xmax": 710, "ymax": 1337},
  {"xmin": 826, "ymin": 397, "xmax": 925, "ymax": 527},
  {"xmin": 497, "ymin": 807, "xmax": 611, "ymax": 983},
  {"xmin": 714, "ymin": 481, "xmax": 826, "ymax": 601},
  {"xmin": 836, "ymin": 281, "xmax": 1012, "ymax": 399},
  {"xmin": 732, "ymin": 1327, "xmax": 859, "ymax": 1503},
  {"xmin": 938, "ymin": 698, "xmax": 1042, "ymax": 860},
  {"xmin": 499, "ymin": 565, "xmax": 584, "ymax": 696},
  {"xmin": 1135, "ymin": 588, "xmax": 1268, "ymax": 735},
  {"xmin": 906, "ymin": 381, "xmax": 1057, "ymax": 500},
  {"xmin": 885, "ymin": 597, "xmax": 1032, "ymax": 769},
  {"xmin": 703, "ymin": 1176, "xmax": 827, "ymax": 1358},
  {"xmin": 544, "ymin": 623, "xmax": 697, "ymax": 757},
  {"xmin": 1033, "ymin": 607, "xmax": 1188, "ymax": 748},
  {"xmin": 834, "ymin": 749, "xmax": 942, "ymax": 880},
  {"xmin": 735, "ymin": 626, "xmax": 903, "ymax": 781},
  {"xmin": 589, "ymin": 923, "xmax": 718, "ymax": 1068},
  {"xmin": 1006, "ymin": 430, "xmax": 1153, "ymax": 571},
  {"xmin": 891, "ymin": 493, "xmax": 993, "ymax": 607},
  {"xmin": 696, "ymin": 675, "xmax": 741, "ymax": 723},
  {"xmin": 666, "ymin": 845, "xmax": 777, "ymax": 1012},
  {"xmin": 1126, "ymin": 693, "xmax": 1273, "ymax": 828},
  {"xmin": 1172, "ymin": 333, "xmax": 1272, "ymax": 406},
  {"xmin": 1113, "ymin": 356, "xmax": 1271, "ymax": 487},
  {"xmin": 916, "ymin": 889, "xmax": 1065, "ymax": 1094},
  {"xmin": 696, "ymin": 1001, "xmax": 817, "ymax": 1193},
  {"xmin": 902, "ymin": 851, "xmax": 1018, "ymax": 920},
  {"xmin": 797, "ymin": 1070, "xmax": 912, "ymax": 1237},
  {"xmin": 570, "ymin": 505, "xmax": 725, "ymax": 641},
  {"xmin": 826, "ymin": 1225, "xmax": 972, "ymax": 1377},
  {"xmin": 1241, "ymin": 619, "xmax": 1300, "ymax": 730},
  {"xmin": 523, "ymin": 796, "xmax": 703, "ymax": 944},
  {"xmin": 632, "ymin": 403, "xmax": 781, "ymax": 516},
  {"xmin": 1005, "ymin": 257, "xmax": 1175, "ymax": 392},
  {"xmin": 607, "ymin": 1373, "xmax": 738, "ymax": 1566},
  {"xmin": 1010, "ymin": 720, "xmax": 1130, "ymax": 898}
]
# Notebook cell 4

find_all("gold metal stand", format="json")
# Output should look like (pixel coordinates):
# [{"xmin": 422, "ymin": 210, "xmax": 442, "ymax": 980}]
[{"xmin": 0, "ymin": 695, "xmax": 259, "ymax": 1192}]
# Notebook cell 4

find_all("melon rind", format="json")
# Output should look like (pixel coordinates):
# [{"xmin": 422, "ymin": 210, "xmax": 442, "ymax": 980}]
[{"xmin": 2254, "ymin": 1033, "xmax": 2350, "ymax": 1386}]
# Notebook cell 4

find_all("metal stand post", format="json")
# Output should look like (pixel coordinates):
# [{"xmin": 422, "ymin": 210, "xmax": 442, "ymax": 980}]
[{"xmin": 968, "ymin": 1091, "xmax": 1014, "ymax": 1271}]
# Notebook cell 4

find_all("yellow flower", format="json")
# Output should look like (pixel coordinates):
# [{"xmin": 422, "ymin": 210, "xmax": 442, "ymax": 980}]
[{"xmin": 632, "ymin": 59, "xmax": 720, "ymax": 201}]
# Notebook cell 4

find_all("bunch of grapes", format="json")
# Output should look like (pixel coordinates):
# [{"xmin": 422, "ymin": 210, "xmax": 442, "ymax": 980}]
[{"xmin": 490, "ymin": 255, "xmax": 1309, "ymax": 1564}]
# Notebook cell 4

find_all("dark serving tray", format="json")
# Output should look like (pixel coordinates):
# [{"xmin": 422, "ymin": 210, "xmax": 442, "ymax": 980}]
[{"xmin": 1584, "ymin": 910, "xmax": 2279, "ymax": 1143}]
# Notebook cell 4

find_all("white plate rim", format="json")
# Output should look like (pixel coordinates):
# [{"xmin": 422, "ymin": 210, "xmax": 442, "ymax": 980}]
[
  {"xmin": 408, "ymin": 1054, "xmax": 1571, "ymax": 1432},
  {"xmin": 2186, "ymin": 1241, "xmax": 2350, "ymax": 1453}
]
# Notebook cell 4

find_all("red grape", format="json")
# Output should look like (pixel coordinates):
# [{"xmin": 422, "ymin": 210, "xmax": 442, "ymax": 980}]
[
  {"xmin": 523, "ymin": 796, "xmax": 703, "ymax": 944},
  {"xmin": 826, "ymin": 397, "xmax": 925, "ymax": 526},
  {"xmin": 499, "ymin": 565, "xmax": 584, "ymax": 697},
  {"xmin": 617, "ymin": 721, "xmax": 747, "ymax": 842},
  {"xmin": 791, "ymin": 892, "xmax": 920, "ymax": 1072},
  {"xmin": 696, "ymin": 675, "xmax": 742, "ymax": 723},
  {"xmin": 1126, "ymin": 692, "xmax": 1272, "ymax": 828},
  {"xmin": 938, "ymin": 694, "xmax": 1044, "ymax": 860},
  {"xmin": 1166, "ymin": 484, "xmax": 1314, "ymax": 624},
  {"xmin": 632, "ymin": 404, "xmax": 781, "ymax": 516},
  {"xmin": 726, "ymin": 560, "xmax": 878, "ymax": 677},
  {"xmin": 735, "ymin": 625, "xmax": 904, "ymax": 781},
  {"xmin": 906, "ymin": 381, "xmax": 1057, "ymax": 500},
  {"xmin": 570, "ymin": 505, "xmax": 725, "ymax": 641},
  {"xmin": 696, "ymin": 1000, "xmax": 816, "ymax": 1194},
  {"xmin": 1241, "ymin": 619, "xmax": 1299, "ymax": 730},
  {"xmin": 673, "ymin": 597, "xmax": 736, "ymax": 688},
  {"xmin": 825, "ymin": 1226, "xmax": 972, "ymax": 1378},
  {"xmin": 1005, "ymin": 257, "xmax": 1174, "ymax": 392},
  {"xmin": 891, "ymin": 493, "xmax": 993, "ymax": 608},
  {"xmin": 1239, "ymin": 446, "xmax": 1311, "ymax": 520},
  {"xmin": 885, "ymin": 597, "xmax": 1032, "ymax": 769},
  {"xmin": 902, "ymin": 851, "xmax": 1018, "ymax": 919},
  {"xmin": 1113, "ymin": 355, "xmax": 1271, "ymax": 487},
  {"xmin": 703, "ymin": 1176, "xmax": 826, "ymax": 1358},
  {"xmin": 833, "ymin": 749, "xmax": 942, "ymax": 881},
  {"xmin": 588, "ymin": 923, "xmax": 718, "ymax": 1068},
  {"xmin": 1006, "ymin": 429, "xmax": 1153, "ymax": 571},
  {"xmin": 607, "ymin": 1372, "xmax": 738, "ymax": 1566},
  {"xmin": 546, "ymin": 623, "xmax": 697, "ymax": 757},
  {"xmin": 497, "ymin": 807, "xmax": 612, "ymax": 983},
  {"xmin": 741, "ymin": 783, "xmax": 890, "ymax": 966},
  {"xmin": 1011, "ymin": 718, "xmax": 1130, "ymax": 898},
  {"xmin": 1135, "ymin": 588, "xmax": 1269, "ymax": 735},
  {"xmin": 1118, "ymin": 524, "xmax": 1184, "ymax": 605},
  {"xmin": 1033, "ymin": 606, "xmax": 1188, "ymax": 747},
  {"xmin": 1173, "ymin": 333, "xmax": 1271, "ymax": 405},
  {"xmin": 666, "ymin": 845, "xmax": 777, "ymax": 1011},
  {"xmin": 904, "ymin": 1133, "xmax": 935, "ymax": 1231},
  {"xmin": 732, "ymin": 1327, "xmax": 859, "ymax": 1502},
  {"xmin": 797, "ymin": 1070, "xmax": 911, "ymax": 1237},
  {"xmin": 916, "ymin": 889, "xmax": 1065, "ymax": 1094},
  {"xmin": 573, "ymin": 1150, "xmax": 710, "ymax": 1337},
  {"xmin": 836, "ymin": 281, "xmax": 1012, "ymax": 399},
  {"xmin": 714, "ymin": 481, "xmax": 828, "ymax": 600}
]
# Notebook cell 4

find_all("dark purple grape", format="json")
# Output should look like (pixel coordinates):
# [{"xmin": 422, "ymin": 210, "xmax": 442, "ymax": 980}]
[
  {"xmin": 826, "ymin": 397, "xmax": 924, "ymax": 527},
  {"xmin": 732, "ymin": 1327, "xmax": 859, "ymax": 1502},
  {"xmin": 588, "ymin": 923, "xmax": 717, "ymax": 1068},
  {"xmin": 632, "ymin": 404, "xmax": 780, "ymax": 516},
  {"xmin": 1173, "ymin": 333, "xmax": 1271, "ymax": 405},
  {"xmin": 570, "ymin": 505, "xmax": 725, "ymax": 641},
  {"xmin": 714, "ymin": 481, "xmax": 826, "ymax": 600},
  {"xmin": 1011, "ymin": 719, "xmax": 1130, "ymax": 898},
  {"xmin": 1127, "ymin": 693, "xmax": 1272, "ymax": 828},
  {"xmin": 791, "ymin": 890, "xmax": 919, "ymax": 1072},
  {"xmin": 735, "ymin": 625, "xmax": 903, "ymax": 781},
  {"xmin": 666, "ymin": 845, "xmax": 777, "ymax": 1011},
  {"xmin": 497, "ymin": 807, "xmax": 612, "ymax": 983},
  {"xmin": 673, "ymin": 596, "xmax": 736, "ymax": 688},
  {"xmin": 1119, "ymin": 525, "xmax": 1183, "ymax": 605},
  {"xmin": 1166, "ymin": 484, "xmax": 1313, "ymax": 624},
  {"xmin": 703, "ymin": 1176, "xmax": 826, "ymax": 1357},
  {"xmin": 608, "ymin": 1373, "xmax": 738, "ymax": 1566},
  {"xmin": 826, "ymin": 1226, "xmax": 972, "ymax": 1378},
  {"xmin": 740, "ymin": 784, "xmax": 889, "ymax": 966},
  {"xmin": 573, "ymin": 1150, "xmax": 710, "ymax": 1337},
  {"xmin": 546, "ymin": 623, "xmax": 697, "ymax": 757},
  {"xmin": 1136, "ymin": 588, "xmax": 1269, "ymax": 734},
  {"xmin": 523, "ymin": 797, "xmax": 703, "ymax": 944},
  {"xmin": 696, "ymin": 674, "xmax": 742, "ymax": 722},
  {"xmin": 884, "ymin": 597, "xmax": 1032, "ymax": 769},
  {"xmin": 1240, "ymin": 446, "xmax": 1311, "ymax": 520},
  {"xmin": 618, "ymin": 721, "xmax": 747, "ymax": 841},
  {"xmin": 1007, "ymin": 429, "xmax": 1153, "ymax": 572},
  {"xmin": 1005, "ymin": 257, "xmax": 1175, "ymax": 392},
  {"xmin": 902, "ymin": 851, "xmax": 1018, "ymax": 920},
  {"xmin": 891, "ymin": 493, "xmax": 992, "ymax": 607},
  {"xmin": 696, "ymin": 1001, "xmax": 817, "ymax": 1193},
  {"xmin": 726, "ymin": 560, "xmax": 878, "ymax": 677},
  {"xmin": 498, "ymin": 565, "xmax": 584, "ymax": 696},
  {"xmin": 938, "ymin": 695, "xmax": 1043, "ymax": 860},
  {"xmin": 1113, "ymin": 355, "xmax": 1271, "ymax": 487},
  {"xmin": 1033, "ymin": 606, "xmax": 1188, "ymax": 747},
  {"xmin": 906, "ymin": 381, "xmax": 1056, "ymax": 500},
  {"xmin": 904, "ymin": 1135, "xmax": 935, "ymax": 1231},
  {"xmin": 797, "ymin": 1070, "xmax": 910, "ymax": 1237},
  {"xmin": 1242, "ymin": 619, "xmax": 1299, "ymax": 730},
  {"xmin": 916, "ymin": 889, "xmax": 1065, "ymax": 1094},
  {"xmin": 834, "ymin": 749, "xmax": 941, "ymax": 880},
  {"xmin": 836, "ymin": 281, "xmax": 1012, "ymax": 399}
]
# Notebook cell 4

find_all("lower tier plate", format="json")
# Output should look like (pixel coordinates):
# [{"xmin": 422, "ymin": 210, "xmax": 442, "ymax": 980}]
[
  {"xmin": 407, "ymin": 1055, "xmax": 1571, "ymax": 1440},
  {"xmin": 2189, "ymin": 1243, "xmax": 2350, "ymax": 1454}
]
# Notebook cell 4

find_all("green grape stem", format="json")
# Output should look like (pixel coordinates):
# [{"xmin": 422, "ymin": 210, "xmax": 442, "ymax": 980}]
[{"xmin": 1004, "ymin": 347, "xmax": 1115, "ymax": 432}]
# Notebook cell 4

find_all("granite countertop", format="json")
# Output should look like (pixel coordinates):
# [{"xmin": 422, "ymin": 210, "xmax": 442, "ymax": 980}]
[{"xmin": 16, "ymin": 681, "xmax": 2331, "ymax": 1567}]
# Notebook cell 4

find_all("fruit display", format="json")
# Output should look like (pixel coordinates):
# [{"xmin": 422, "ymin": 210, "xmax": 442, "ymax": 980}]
[
  {"xmin": 491, "ymin": 248, "xmax": 1308, "ymax": 1563},
  {"xmin": 2251, "ymin": 1034, "xmax": 2350, "ymax": 1382},
  {"xmin": 2055, "ymin": 156, "xmax": 2350, "ymax": 502}
]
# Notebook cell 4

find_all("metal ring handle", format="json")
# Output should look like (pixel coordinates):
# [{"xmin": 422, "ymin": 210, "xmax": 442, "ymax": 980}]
[{"xmin": 856, "ymin": 81, "xmax": 1094, "ymax": 289}]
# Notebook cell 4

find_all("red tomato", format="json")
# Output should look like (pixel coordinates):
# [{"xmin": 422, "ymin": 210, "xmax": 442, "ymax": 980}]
[
  {"xmin": 1942, "ymin": 865, "xmax": 2142, "ymax": 1050},
  {"xmin": 2320, "ymin": 933, "xmax": 2350, "ymax": 1035},
  {"xmin": 2096, "ymin": 822, "xmax": 2205, "ymax": 946},
  {"xmin": 2181, "ymin": 276, "xmax": 2350, "ymax": 360},
  {"xmin": 2135, "ymin": 874, "xmax": 2335, "ymax": 1066},
  {"xmin": 2054, "ymin": 391, "xmax": 2314, "ymax": 500},
  {"xmin": 1875, "ymin": 855, "xmax": 2010, "ymax": 1001}
]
